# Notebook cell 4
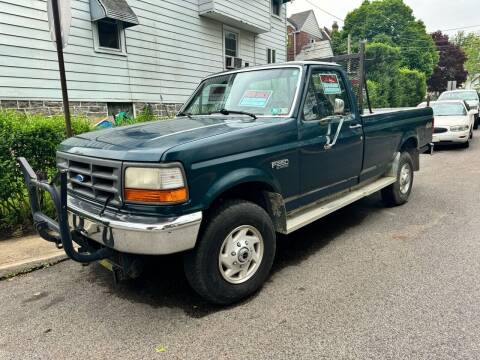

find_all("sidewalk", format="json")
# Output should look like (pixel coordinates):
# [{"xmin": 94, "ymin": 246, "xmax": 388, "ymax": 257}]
[{"xmin": 0, "ymin": 235, "xmax": 67, "ymax": 279}]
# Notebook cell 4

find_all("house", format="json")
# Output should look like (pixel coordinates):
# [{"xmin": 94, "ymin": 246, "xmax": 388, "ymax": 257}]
[
  {"xmin": 0, "ymin": 0, "xmax": 289, "ymax": 119},
  {"xmin": 287, "ymin": 10, "xmax": 333, "ymax": 62}
]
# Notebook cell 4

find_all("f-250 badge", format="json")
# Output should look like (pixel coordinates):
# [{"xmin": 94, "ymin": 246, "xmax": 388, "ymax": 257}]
[{"xmin": 271, "ymin": 159, "xmax": 289, "ymax": 170}]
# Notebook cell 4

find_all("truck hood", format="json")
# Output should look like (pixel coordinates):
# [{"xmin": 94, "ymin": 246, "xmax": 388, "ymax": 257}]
[
  {"xmin": 58, "ymin": 116, "xmax": 265, "ymax": 162},
  {"xmin": 434, "ymin": 115, "xmax": 470, "ymax": 127}
]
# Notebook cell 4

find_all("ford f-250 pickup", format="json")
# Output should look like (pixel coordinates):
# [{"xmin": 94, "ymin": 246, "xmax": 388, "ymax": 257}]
[{"xmin": 19, "ymin": 61, "xmax": 433, "ymax": 305}]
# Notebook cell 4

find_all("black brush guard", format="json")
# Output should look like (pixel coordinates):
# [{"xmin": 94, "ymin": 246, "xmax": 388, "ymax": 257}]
[{"xmin": 18, "ymin": 157, "xmax": 113, "ymax": 263}]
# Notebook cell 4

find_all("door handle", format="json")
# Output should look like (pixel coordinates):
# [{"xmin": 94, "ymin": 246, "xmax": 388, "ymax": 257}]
[{"xmin": 349, "ymin": 123, "xmax": 362, "ymax": 129}]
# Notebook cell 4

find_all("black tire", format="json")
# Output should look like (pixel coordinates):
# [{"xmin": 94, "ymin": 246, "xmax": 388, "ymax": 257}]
[
  {"xmin": 474, "ymin": 115, "xmax": 479, "ymax": 130},
  {"xmin": 381, "ymin": 151, "xmax": 414, "ymax": 206},
  {"xmin": 461, "ymin": 140, "xmax": 470, "ymax": 149},
  {"xmin": 184, "ymin": 200, "xmax": 276, "ymax": 305}
]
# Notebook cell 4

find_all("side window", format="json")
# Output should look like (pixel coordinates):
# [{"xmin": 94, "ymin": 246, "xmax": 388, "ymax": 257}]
[{"xmin": 302, "ymin": 70, "xmax": 352, "ymax": 121}]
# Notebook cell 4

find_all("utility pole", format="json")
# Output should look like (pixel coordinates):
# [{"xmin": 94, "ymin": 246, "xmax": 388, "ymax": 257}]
[
  {"xmin": 51, "ymin": 0, "xmax": 73, "ymax": 138},
  {"xmin": 358, "ymin": 40, "xmax": 366, "ymax": 114},
  {"xmin": 347, "ymin": 33, "xmax": 352, "ymax": 74}
]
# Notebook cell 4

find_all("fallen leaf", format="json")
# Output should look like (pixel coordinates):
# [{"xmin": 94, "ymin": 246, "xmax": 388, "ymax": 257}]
[{"xmin": 155, "ymin": 345, "xmax": 167, "ymax": 353}]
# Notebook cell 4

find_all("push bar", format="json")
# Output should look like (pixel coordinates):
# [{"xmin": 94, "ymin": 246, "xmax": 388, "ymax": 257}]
[{"xmin": 18, "ymin": 157, "xmax": 113, "ymax": 263}]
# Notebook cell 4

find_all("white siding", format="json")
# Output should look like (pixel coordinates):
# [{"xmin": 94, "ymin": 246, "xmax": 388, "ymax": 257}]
[
  {"xmin": 0, "ymin": 0, "xmax": 287, "ymax": 104},
  {"xmin": 200, "ymin": 0, "xmax": 271, "ymax": 33},
  {"xmin": 301, "ymin": 11, "xmax": 323, "ymax": 40}
]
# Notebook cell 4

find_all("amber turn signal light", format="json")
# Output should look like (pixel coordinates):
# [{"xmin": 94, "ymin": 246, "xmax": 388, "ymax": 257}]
[{"xmin": 124, "ymin": 188, "xmax": 188, "ymax": 204}]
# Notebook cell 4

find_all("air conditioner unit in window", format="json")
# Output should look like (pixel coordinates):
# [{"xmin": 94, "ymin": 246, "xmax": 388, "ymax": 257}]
[
  {"xmin": 225, "ymin": 56, "xmax": 243, "ymax": 69},
  {"xmin": 234, "ymin": 57, "xmax": 243, "ymax": 69},
  {"xmin": 225, "ymin": 56, "xmax": 235, "ymax": 69}
]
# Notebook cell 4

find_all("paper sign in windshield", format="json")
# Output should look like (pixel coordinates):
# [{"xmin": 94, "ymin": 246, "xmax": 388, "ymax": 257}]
[
  {"xmin": 320, "ymin": 74, "xmax": 342, "ymax": 95},
  {"xmin": 239, "ymin": 90, "xmax": 272, "ymax": 108}
]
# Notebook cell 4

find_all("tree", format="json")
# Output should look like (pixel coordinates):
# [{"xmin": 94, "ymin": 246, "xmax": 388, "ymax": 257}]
[
  {"xmin": 335, "ymin": 0, "xmax": 438, "ymax": 77},
  {"xmin": 427, "ymin": 31, "xmax": 467, "ymax": 93},
  {"xmin": 454, "ymin": 32, "xmax": 480, "ymax": 86}
]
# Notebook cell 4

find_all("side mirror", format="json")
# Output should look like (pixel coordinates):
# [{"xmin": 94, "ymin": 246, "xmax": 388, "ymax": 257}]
[
  {"xmin": 334, "ymin": 99, "xmax": 345, "ymax": 115},
  {"xmin": 468, "ymin": 110, "xmax": 477, "ymax": 116}
]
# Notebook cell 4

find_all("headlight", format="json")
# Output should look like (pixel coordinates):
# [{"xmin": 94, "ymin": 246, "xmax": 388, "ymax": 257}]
[
  {"xmin": 124, "ymin": 165, "xmax": 188, "ymax": 204},
  {"xmin": 450, "ymin": 125, "xmax": 470, "ymax": 132}
]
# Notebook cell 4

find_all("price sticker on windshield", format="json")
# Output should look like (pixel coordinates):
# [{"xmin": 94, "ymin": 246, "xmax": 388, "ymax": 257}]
[
  {"xmin": 319, "ymin": 74, "xmax": 342, "ymax": 95},
  {"xmin": 239, "ymin": 90, "xmax": 273, "ymax": 108}
]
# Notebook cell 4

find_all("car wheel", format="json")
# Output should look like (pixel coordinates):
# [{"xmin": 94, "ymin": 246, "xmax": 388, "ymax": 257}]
[
  {"xmin": 184, "ymin": 199, "xmax": 276, "ymax": 305},
  {"xmin": 382, "ymin": 151, "xmax": 414, "ymax": 206},
  {"xmin": 470, "ymin": 129, "xmax": 473, "ymax": 139},
  {"xmin": 461, "ymin": 140, "xmax": 470, "ymax": 149},
  {"xmin": 474, "ymin": 115, "xmax": 479, "ymax": 130}
]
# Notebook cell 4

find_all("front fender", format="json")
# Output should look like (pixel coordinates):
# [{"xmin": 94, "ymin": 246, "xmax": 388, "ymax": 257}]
[{"xmin": 203, "ymin": 167, "xmax": 282, "ymax": 208}]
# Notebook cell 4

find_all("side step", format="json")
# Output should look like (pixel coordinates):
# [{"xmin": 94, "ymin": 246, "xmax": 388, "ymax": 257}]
[{"xmin": 285, "ymin": 176, "xmax": 397, "ymax": 234}]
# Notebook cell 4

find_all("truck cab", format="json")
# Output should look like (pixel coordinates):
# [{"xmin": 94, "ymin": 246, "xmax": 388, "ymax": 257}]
[{"xmin": 20, "ymin": 62, "xmax": 433, "ymax": 305}]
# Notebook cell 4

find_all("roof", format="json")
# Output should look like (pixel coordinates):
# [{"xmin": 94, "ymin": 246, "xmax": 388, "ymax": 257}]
[
  {"xmin": 288, "ymin": 10, "xmax": 328, "ymax": 40},
  {"xmin": 205, "ymin": 61, "xmax": 341, "ymax": 79}
]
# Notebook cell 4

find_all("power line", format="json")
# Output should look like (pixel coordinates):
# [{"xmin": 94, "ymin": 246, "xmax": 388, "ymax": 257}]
[{"xmin": 303, "ymin": 0, "xmax": 344, "ymax": 22}]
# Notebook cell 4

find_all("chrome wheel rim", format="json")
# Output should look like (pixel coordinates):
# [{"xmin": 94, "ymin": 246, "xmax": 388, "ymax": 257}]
[
  {"xmin": 399, "ymin": 163, "xmax": 412, "ymax": 194},
  {"xmin": 218, "ymin": 225, "xmax": 264, "ymax": 284}
]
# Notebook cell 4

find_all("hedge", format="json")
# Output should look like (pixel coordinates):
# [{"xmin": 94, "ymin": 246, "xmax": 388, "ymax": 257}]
[{"xmin": 0, "ymin": 110, "xmax": 92, "ymax": 238}]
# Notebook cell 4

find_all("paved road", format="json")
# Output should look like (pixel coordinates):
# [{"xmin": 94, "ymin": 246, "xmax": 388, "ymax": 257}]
[{"xmin": 2, "ymin": 136, "xmax": 480, "ymax": 359}]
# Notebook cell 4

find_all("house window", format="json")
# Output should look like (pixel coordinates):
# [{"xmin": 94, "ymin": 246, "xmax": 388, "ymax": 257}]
[
  {"xmin": 267, "ymin": 49, "xmax": 276, "ymax": 64},
  {"xmin": 93, "ymin": 19, "xmax": 127, "ymax": 55},
  {"xmin": 271, "ymin": 0, "xmax": 282, "ymax": 16},
  {"xmin": 224, "ymin": 30, "xmax": 238, "ymax": 57},
  {"xmin": 98, "ymin": 19, "xmax": 120, "ymax": 49}
]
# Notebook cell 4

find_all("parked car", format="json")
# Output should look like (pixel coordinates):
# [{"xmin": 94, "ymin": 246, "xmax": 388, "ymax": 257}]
[
  {"xmin": 430, "ymin": 100, "xmax": 475, "ymax": 148},
  {"xmin": 19, "ymin": 62, "xmax": 434, "ymax": 305},
  {"xmin": 438, "ymin": 90, "xmax": 479, "ymax": 129}
]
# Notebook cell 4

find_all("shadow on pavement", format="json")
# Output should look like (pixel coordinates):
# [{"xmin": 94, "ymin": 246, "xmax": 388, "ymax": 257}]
[{"xmin": 87, "ymin": 195, "xmax": 379, "ymax": 318}]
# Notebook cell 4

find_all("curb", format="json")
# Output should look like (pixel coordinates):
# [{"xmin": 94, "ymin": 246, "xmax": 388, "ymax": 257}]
[{"xmin": 0, "ymin": 253, "xmax": 68, "ymax": 280}]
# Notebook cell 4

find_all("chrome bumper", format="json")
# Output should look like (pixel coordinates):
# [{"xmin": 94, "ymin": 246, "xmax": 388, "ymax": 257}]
[{"xmin": 68, "ymin": 197, "xmax": 202, "ymax": 255}]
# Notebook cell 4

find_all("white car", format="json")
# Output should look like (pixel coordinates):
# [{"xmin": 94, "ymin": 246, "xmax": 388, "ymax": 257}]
[
  {"xmin": 438, "ymin": 90, "xmax": 479, "ymax": 129},
  {"xmin": 431, "ymin": 100, "xmax": 475, "ymax": 148}
]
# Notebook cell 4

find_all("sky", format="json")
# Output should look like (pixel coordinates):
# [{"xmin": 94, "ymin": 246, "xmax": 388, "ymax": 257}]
[{"xmin": 287, "ymin": 0, "xmax": 480, "ymax": 35}]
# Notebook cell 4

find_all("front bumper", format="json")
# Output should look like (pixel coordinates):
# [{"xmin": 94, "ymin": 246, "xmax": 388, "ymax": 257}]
[
  {"xmin": 17, "ymin": 157, "xmax": 202, "ymax": 265},
  {"xmin": 433, "ymin": 129, "xmax": 470, "ymax": 143},
  {"xmin": 68, "ymin": 197, "xmax": 202, "ymax": 255}
]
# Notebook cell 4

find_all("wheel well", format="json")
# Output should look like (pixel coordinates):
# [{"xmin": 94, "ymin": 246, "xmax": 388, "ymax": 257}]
[
  {"xmin": 205, "ymin": 182, "xmax": 287, "ymax": 233},
  {"xmin": 209, "ymin": 182, "xmax": 275, "ymax": 212},
  {"xmin": 400, "ymin": 137, "xmax": 420, "ymax": 171}
]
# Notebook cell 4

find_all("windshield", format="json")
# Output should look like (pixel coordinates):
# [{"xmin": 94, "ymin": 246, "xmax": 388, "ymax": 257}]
[
  {"xmin": 439, "ymin": 91, "xmax": 479, "ymax": 101},
  {"xmin": 431, "ymin": 103, "xmax": 466, "ymax": 116},
  {"xmin": 183, "ymin": 67, "xmax": 301, "ymax": 116}
]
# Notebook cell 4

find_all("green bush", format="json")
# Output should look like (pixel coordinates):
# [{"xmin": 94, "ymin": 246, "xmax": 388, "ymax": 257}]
[
  {"xmin": 397, "ymin": 68, "xmax": 427, "ymax": 107},
  {"xmin": 0, "ymin": 110, "xmax": 92, "ymax": 238}
]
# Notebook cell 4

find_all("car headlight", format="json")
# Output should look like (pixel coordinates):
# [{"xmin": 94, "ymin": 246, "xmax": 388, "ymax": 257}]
[
  {"xmin": 450, "ymin": 125, "xmax": 470, "ymax": 132},
  {"xmin": 124, "ymin": 165, "xmax": 188, "ymax": 204}
]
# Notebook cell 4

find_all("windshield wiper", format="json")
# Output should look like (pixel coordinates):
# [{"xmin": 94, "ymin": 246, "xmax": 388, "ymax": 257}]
[{"xmin": 209, "ymin": 109, "xmax": 257, "ymax": 120}]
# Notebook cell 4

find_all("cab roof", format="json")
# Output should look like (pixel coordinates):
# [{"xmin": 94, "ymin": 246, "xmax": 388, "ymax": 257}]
[{"xmin": 205, "ymin": 61, "xmax": 341, "ymax": 79}]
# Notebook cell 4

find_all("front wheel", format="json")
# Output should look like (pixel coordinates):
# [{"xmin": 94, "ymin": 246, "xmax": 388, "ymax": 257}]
[
  {"xmin": 474, "ymin": 115, "xmax": 479, "ymax": 130},
  {"xmin": 184, "ymin": 200, "xmax": 276, "ymax": 305},
  {"xmin": 382, "ymin": 151, "xmax": 414, "ymax": 206}
]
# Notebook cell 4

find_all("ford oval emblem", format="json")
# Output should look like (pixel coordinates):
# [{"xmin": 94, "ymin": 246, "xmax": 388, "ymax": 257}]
[{"xmin": 74, "ymin": 174, "xmax": 85, "ymax": 183}]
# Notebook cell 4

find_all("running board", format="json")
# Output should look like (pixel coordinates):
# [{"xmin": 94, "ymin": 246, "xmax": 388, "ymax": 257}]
[{"xmin": 285, "ymin": 176, "xmax": 397, "ymax": 234}]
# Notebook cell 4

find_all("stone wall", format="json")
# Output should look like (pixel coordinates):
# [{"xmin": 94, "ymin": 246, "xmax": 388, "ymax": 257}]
[
  {"xmin": 0, "ymin": 100, "xmax": 184, "ymax": 121},
  {"xmin": 134, "ymin": 102, "xmax": 183, "ymax": 119}
]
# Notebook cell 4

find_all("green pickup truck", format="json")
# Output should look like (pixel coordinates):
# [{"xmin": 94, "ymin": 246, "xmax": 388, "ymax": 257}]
[{"xmin": 19, "ymin": 62, "xmax": 433, "ymax": 304}]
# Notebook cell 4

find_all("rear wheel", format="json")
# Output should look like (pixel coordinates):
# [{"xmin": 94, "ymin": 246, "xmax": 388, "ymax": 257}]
[
  {"xmin": 184, "ymin": 200, "xmax": 276, "ymax": 305},
  {"xmin": 382, "ymin": 151, "xmax": 414, "ymax": 206}
]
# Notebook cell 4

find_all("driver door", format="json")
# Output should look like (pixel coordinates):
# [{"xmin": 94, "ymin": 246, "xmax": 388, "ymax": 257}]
[{"xmin": 294, "ymin": 67, "xmax": 364, "ymax": 207}]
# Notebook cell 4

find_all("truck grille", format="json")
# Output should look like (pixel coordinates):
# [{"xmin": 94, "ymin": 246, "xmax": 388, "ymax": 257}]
[
  {"xmin": 434, "ymin": 127, "xmax": 448, "ymax": 134},
  {"xmin": 57, "ymin": 152, "xmax": 122, "ymax": 206}
]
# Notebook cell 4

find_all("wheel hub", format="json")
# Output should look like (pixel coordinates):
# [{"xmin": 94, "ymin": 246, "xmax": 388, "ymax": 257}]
[{"xmin": 218, "ymin": 225, "xmax": 264, "ymax": 284}]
